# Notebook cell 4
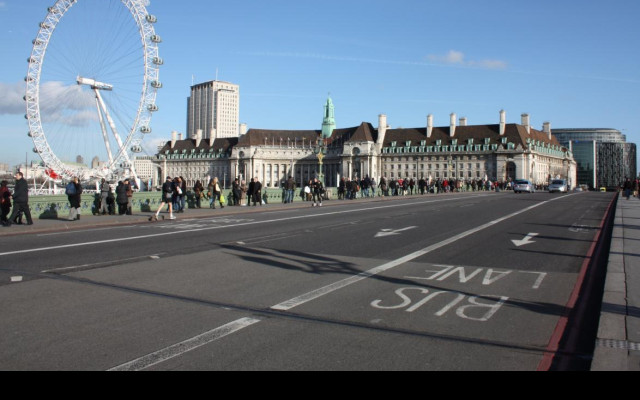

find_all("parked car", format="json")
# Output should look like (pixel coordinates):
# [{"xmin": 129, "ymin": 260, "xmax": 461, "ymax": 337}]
[
  {"xmin": 548, "ymin": 179, "xmax": 568, "ymax": 193},
  {"xmin": 513, "ymin": 179, "xmax": 535, "ymax": 193}
]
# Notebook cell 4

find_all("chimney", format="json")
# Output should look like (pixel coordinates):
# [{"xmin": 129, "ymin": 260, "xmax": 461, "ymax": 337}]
[
  {"xmin": 499, "ymin": 110, "xmax": 506, "ymax": 136},
  {"xmin": 377, "ymin": 114, "xmax": 388, "ymax": 145},
  {"xmin": 521, "ymin": 113, "xmax": 531, "ymax": 134},
  {"xmin": 178, "ymin": 133, "xmax": 183, "ymax": 141},
  {"xmin": 450, "ymin": 113, "xmax": 457, "ymax": 137},
  {"xmin": 427, "ymin": 114, "xmax": 433, "ymax": 138},
  {"xmin": 171, "ymin": 130, "xmax": 177, "ymax": 148},
  {"xmin": 196, "ymin": 129, "xmax": 203, "ymax": 147},
  {"xmin": 459, "ymin": 117, "xmax": 467, "ymax": 126},
  {"xmin": 543, "ymin": 121, "xmax": 551, "ymax": 140}
]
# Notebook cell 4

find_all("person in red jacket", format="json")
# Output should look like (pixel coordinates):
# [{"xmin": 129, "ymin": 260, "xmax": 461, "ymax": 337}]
[{"xmin": 0, "ymin": 180, "xmax": 11, "ymax": 224}]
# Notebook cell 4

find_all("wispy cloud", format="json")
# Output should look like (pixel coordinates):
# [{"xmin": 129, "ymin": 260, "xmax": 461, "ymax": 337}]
[
  {"xmin": 426, "ymin": 50, "xmax": 508, "ymax": 70},
  {"xmin": 0, "ymin": 82, "xmax": 24, "ymax": 115},
  {"xmin": 0, "ymin": 81, "xmax": 97, "ymax": 126},
  {"xmin": 240, "ymin": 50, "xmax": 508, "ymax": 71}
]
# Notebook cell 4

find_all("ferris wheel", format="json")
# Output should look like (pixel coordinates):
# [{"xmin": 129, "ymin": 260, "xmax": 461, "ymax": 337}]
[{"xmin": 25, "ymin": 0, "xmax": 162, "ymax": 183}]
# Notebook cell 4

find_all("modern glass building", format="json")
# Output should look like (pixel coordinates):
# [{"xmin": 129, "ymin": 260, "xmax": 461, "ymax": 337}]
[{"xmin": 553, "ymin": 129, "xmax": 636, "ymax": 189}]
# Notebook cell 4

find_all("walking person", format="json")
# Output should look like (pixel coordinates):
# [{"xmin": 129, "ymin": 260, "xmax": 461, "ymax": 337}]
[
  {"xmin": 311, "ymin": 177, "xmax": 324, "ymax": 207},
  {"xmin": 66, "ymin": 177, "xmax": 83, "ymax": 221},
  {"xmin": 3, "ymin": 172, "xmax": 33, "ymax": 227},
  {"xmin": 99, "ymin": 178, "xmax": 111, "ymax": 215},
  {"xmin": 150, "ymin": 176, "xmax": 176, "ymax": 221},
  {"xmin": 208, "ymin": 177, "xmax": 224, "ymax": 209}
]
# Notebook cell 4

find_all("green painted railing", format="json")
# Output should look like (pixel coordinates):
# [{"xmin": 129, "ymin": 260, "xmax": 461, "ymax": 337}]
[{"xmin": 12, "ymin": 188, "xmax": 335, "ymax": 219}]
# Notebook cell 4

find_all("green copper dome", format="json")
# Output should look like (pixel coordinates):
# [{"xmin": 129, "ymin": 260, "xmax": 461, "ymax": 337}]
[{"xmin": 321, "ymin": 96, "xmax": 336, "ymax": 139}]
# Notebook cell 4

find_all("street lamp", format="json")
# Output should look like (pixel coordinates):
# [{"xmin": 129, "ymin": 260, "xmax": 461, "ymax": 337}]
[{"xmin": 313, "ymin": 137, "xmax": 327, "ymax": 186}]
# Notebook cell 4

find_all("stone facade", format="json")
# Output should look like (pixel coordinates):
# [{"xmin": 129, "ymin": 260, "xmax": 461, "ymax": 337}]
[{"xmin": 153, "ymin": 100, "xmax": 576, "ymax": 190}]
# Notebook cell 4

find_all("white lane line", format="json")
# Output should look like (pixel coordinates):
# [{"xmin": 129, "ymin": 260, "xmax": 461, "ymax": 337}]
[
  {"xmin": 271, "ymin": 194, "xmax": 576, "ymax": 311},
  {"xmin": 0, "ymin": 194, "xmax": 492, "ymax": 257},
  {"xmin": 107, "ymin": 317, "xmax": 261, "ymax": 371}
]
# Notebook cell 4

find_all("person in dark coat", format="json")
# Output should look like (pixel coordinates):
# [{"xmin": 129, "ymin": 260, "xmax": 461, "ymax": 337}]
[
  {"xmin": 3, "ymin": 172, "xmax": 33, "ymax": 227},
  {"xmin": 66, "ymin": 177, "xmax": 83, "ymax": 221},
  {"xmin": 311, "ymin": 177, "xmax": 324, "ymax": 207},
  {"xmin": 249, "ymin": 177, "xmax": 262, "ymax": 206},
  {"xmin": 623, "ymin": 178, "xmax": 632, "ymax": 200},
  {"xmin": 115, "ymin": 181, "xmax": 129, "ymax": 215}
]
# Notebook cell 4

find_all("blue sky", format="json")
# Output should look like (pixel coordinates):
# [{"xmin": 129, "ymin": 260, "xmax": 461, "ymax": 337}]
[{"xmin": 1, "ymin": 0, "xmax": 639, "ymax": 168}]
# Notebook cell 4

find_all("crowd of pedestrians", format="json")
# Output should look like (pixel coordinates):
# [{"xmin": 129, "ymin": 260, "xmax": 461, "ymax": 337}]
[{"xmin": 334, "ymin": 176, "xmax": 510, "ymax": 199}]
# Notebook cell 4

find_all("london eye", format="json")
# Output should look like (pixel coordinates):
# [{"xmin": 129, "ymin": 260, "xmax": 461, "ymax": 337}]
[{"xmin": 25, "ymin": 0, "xmax": 162, "ymax": 183}]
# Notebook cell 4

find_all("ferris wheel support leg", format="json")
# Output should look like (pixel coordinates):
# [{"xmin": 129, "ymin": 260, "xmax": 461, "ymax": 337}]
[
  {"xmin": 95, "ymin": 95, "xmax": 114, "ymax": 164},
  {"xmin": 94, "ymin": 88, "xmax": 126, "ymax": 151}
]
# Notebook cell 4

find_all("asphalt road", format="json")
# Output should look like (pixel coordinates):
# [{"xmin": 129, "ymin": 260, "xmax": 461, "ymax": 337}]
[{"xmin": 0, "ymin": 191, "xmax": 615, "ymax": 370}]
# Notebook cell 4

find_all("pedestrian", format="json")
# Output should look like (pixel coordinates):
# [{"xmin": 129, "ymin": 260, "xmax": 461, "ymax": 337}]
[
  {"xmin": 0, "ymin": 180, "xmax": 11, "ymax": 224},
  {"xmin": 3, "ymin": 172, "xmax": 33, "ymax": 227},
  {"xmin": 150, "ymin": 176, "xmax": 175, "ymax": 221},
  {"xmin": 180, "ymin": 176, "xmax": 187, "ymax": 212},
  {"xmin": 99, "ymin": 178, "xmax": 111, "ymax": 215},
  {"xmin": 65, "ymin": 177, "xmax": 83, "ymax": 221},
  {"xmin": 623, "ymin": 178, "xmax": 632, "ymax": 200},
  {"xmin": 379, "ymin": 177, "xmax": 387, "ymax": 196},
  {"xmin": 115, "ymin": 181, "xmax": 128, "ymax": 215},
  {"xmin": 124, "ymin": 179, "xmax": 134, "ymax": 215},
  {"xmin": 193, "ymin": 180, "xmax": 204, "ymax": 208},
  {"xmin": 285, "ymin": 175, "xmax": 295, "ymax": 203},
  {"xmin": 311, "ymin": 177, "xmax": 324, "ymax": 207},
  {"xmin": 173, "ymin": 177, "xmax": 184, "ymax": 213},
  {"xmin": 249, "ymin": 177, "xmax": 262, "ymax": 206},
  {"xmin": 232, "ymin": 178, "xmax": 241, "ymax": 206},
  {"xmin": 209, "ymin": 177, "xmax": 224, "ymax": 209},
  {"xmin": 240, "ymin": 179, "xmax": 248, "ymax": 206},
  {"xmin": 304, "ymin": 180, "xmax": 312, "ymax": 201},
  {"xmin": 338, "ymin": 177, "xmax": 346, "ymax": 200}
]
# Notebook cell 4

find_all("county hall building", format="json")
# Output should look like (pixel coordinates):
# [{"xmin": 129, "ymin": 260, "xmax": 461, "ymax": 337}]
[{"xmin": 154, "ymin": 90, "xmax": 577, "ymax": 191}]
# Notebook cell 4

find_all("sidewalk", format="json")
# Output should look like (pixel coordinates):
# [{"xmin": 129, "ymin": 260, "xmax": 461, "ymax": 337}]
[
  {"xmin": 592, "ymin": 194, "xmax": 640, "ymax": 370},
  {"xmin": 0, "ymin": 200, "xmax": 313, "ymax": 237}
]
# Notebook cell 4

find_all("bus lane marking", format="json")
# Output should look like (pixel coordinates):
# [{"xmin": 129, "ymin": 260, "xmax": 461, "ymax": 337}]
[
  {"xmin": 271, "ymin": 194, "xmax": 575, "ymax": 312},
  {"xmin": 108, "ymin": 317, "xmax": 261, "ymax": 371}
]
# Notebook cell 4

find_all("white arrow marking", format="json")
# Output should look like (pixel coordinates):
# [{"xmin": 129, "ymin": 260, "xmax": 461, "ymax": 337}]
[
  {"xmin": 375, "ymin": 226, "xmax": 417, "ymax": 238},
  {"xmin": 512, "ymin": 233, "xmax": 539, "ymax": 247}
]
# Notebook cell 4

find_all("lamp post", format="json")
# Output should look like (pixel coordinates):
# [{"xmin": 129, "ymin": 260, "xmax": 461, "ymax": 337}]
[{"xmin": 313, "ymin": 138, "xmax": 327, "ymax": 187}]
